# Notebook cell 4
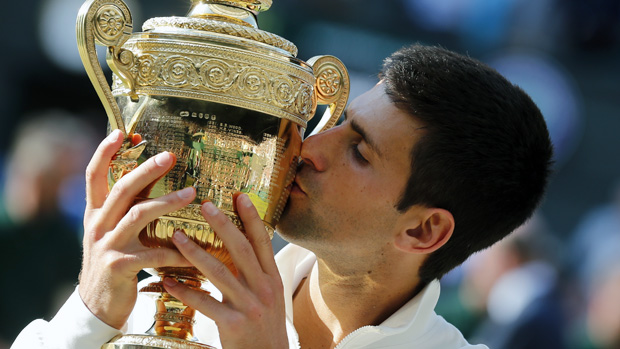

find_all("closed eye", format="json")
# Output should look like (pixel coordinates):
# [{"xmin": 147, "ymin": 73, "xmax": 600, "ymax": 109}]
[{"xmin": 352, "ymin": 143, "xmax": 369, "ymax": 164}]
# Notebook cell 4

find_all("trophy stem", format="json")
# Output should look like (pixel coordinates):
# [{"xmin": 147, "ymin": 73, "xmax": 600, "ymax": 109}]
[
  {"xmin": 102, "ymin": 273, "xmax": 218, "ymax": 349},
  {"xmin": 141, "ymin": 277, "xmax": 204, "ymax": 341}
]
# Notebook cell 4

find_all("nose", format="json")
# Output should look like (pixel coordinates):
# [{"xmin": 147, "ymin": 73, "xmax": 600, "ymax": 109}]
[{"xmin": 300, "ymin": 126, "xmax": 338, "ymax": 172}]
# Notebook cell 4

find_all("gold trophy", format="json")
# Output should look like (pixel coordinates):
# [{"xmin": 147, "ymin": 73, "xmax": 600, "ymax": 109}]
[{"xmin": 76, "ymin": 0, "xmax": 349, "ymax": 348}]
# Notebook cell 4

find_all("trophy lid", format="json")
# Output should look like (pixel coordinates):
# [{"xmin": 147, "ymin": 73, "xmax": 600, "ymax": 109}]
[{"xmin": 142, "ymin": 0, "xmax": 297, "ymax": 57}]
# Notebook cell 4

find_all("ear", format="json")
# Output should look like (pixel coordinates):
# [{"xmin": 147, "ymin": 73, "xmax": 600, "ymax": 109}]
[{"xmin": 394, "ymin": 208, "xmax": 454, "ymax": 254}]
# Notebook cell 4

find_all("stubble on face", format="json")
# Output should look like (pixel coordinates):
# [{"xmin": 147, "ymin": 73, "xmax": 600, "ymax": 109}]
[{"xmin": 276, "ymin": 166, "xmax": 326, "ymax": 246}]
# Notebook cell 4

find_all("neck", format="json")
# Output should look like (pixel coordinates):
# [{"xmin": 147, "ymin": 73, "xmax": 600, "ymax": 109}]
[{"xmin": 293, "ymin": 253, "xmax": 423, "ymax": 348}]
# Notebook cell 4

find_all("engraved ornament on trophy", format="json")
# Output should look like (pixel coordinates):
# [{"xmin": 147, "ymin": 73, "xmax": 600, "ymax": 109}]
[{"xmin": 76, "ymin": 0, "xmax": 349, "ymax": 348}]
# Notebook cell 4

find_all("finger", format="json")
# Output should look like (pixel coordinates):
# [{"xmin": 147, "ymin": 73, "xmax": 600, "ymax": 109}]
[
  {"xmin": 127, "ymin": 246, "xmax": 194, "ymax": 272},
  {"xmin": 85, "ymin": 243, "xmax": 192, "ymax": 284},
  {"xmin": 162, "ymin": 277, "xmax": 229, "ymax": 321},
  {"xmin": 112, "ymin": 187, "xmax": 196, "ymax": 246},
  {"xmin": 236, "ymin": 194, "xmax": 278, "ymax": 276},
  {"xmin": 137, "ymin": 152, "xmax": 177, "ymax": 199},
  {"xmin": 98, "ymin": 151, "xmax": 176, "ymax": 230},
  {"xmin": 201, "ymin": 202, "xmax": 263, "ymax": 282},
  {"xmin": 85, "ymin": 129, "xmax": 124, "ymax": 210},
  {"xmin": 171, "ymin": 231, "xmax": 246, "ymax": 303}
]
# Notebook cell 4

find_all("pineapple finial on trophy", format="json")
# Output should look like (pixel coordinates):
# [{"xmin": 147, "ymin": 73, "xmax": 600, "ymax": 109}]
[{"xmin": 187, "ymin": 0, "xmax": 272, "ymax": 27}]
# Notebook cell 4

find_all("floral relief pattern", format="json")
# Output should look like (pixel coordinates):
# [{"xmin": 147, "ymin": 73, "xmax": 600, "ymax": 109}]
[
  {"xmin": 317, "ymin": 68, "xmax": 341, "ymax": 97},
  {"xmin": 271, "ymin": 77, "xmax": 296, "ymax": 107},
  {"xmin": 137, "ymin": 55, "xmax": 159, "ymax": 85},
  {"xmin": 238, "ymin": 68, "xmax": 268, "ymax": 100},
  {"xmin": 161, "ymin": 56, "xmax": 200, "ymax": 87},
  {"xmin": 96, "ymin": 7, "xmax": 124, "ymax": 40},
  {"xmin": 200, "ymin": 59, "xmax": 237, "ymax": 91},
  {"xmin": 113, "ymin": 49, "xmax": 316, "ymax": 124},
  {"xmin": 295, "ymin": 84, "xmax": 314, "ymax": 116}
]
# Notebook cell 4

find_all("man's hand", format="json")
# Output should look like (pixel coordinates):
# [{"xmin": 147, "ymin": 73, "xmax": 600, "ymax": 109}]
[
  {"xmin": 163, "ymin": 194, "xmax": 288, "ymax": 348},
  {"xmin": 79, "ymin": 129, "xmax": 196, "ymax": 329}
]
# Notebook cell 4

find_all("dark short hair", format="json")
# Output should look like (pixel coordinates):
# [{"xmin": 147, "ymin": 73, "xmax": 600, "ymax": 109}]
[{"xmin": 381, "ymin": 45, "xmax": 553, "ymax": 285}]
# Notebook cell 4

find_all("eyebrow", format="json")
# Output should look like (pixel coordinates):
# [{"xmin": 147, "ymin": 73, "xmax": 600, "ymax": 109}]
[{"xmin": 345, "ymin": 110, "xmax": 384, "ymax": 158}]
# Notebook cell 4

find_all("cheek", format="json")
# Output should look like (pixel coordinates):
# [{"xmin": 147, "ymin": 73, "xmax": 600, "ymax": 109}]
[
  {"xmin": 331, "ymin": 168, "xmax": 369, "ymax": 199},
  {"xmin": 330, "ymin": 181, "xmax": 395, "ymax": 222},
  {"xmin": 325, "ymin": 160, "xmax": 403, "ymax": 214}
]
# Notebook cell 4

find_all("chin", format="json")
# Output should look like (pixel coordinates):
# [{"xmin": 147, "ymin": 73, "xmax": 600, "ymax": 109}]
[
  {"xmin": 275, "ymin": 207, "xmax": 294, "ymax": 241},
  {"xmin": 275, "ymin": 193, "xmax": 328, "ymax": 245}
]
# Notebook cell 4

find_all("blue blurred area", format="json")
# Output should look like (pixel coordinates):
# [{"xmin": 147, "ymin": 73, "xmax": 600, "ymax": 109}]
[{"xmin": 0, "ymin": 0, "xmax": 619, "ymax": 347}]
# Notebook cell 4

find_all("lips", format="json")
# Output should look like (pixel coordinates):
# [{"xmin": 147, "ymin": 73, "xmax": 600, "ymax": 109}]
[
  {"xmin": 290, "ymin": 178, "xmax": 306, "ymax": 195},
  {"xmin": 288, "ymin": 159, "xmax": 307, "ymax": 195}
]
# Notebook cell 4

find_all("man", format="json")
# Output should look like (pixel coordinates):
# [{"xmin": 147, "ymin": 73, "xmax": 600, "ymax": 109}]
[
  {"xmin": 13, "ymin": 44, "xmax": 553, "ymax": 348},
  {"xmin": 0, "ymin": 112, "xmax": 93, "ymax": 345}
]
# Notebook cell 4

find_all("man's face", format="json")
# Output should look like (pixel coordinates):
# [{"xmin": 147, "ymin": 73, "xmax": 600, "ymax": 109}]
[{"xmin": 277, "ymin": 82, "xmax": 425, "ymax": 258}]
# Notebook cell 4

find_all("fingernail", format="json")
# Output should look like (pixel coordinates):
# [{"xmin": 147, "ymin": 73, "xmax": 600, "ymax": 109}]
[
  {"xmin": 239, "ymin": 194, "xmax": 253, "ymax": 208},
  {"xmin": 154, "ymin": 152, "xmax": 172, "ymax": 166},
  {"xmin": 107, "ymin": 129, "xmax": 122, "ymax": 143},
  {"xmin": 203, "ymin": 202, "xmax": 218, "ymax": 216},
  {"xmin": 177, "ymin": 187, "xmax": 195, "ymax": 199},
  {"xmin": 173, "ymin": 230, "xmax": 188, "ymax": 244},
  {"xmin": 163, "ymin": 277, "xmax": 177, "ymax": 288}
]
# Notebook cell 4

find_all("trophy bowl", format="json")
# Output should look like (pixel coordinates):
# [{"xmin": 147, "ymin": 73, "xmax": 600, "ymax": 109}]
[{"xmin": 76, "ymin": 0, "xmax": 349, "ymax": 348}]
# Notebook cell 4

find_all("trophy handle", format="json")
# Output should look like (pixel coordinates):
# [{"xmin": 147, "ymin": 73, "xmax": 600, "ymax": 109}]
[
  {"xmin": 307, "ymin": 55, "xmax": 350, "ymax": 137},
  {"xmin": 77, "ymin": 0, "xmax": 135, "ymax": 134}
]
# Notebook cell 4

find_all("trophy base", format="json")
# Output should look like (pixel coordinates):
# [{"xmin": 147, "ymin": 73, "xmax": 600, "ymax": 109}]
[{"xmin": 102, "ymin": 334, "xmax": 217, "ymax": 349}]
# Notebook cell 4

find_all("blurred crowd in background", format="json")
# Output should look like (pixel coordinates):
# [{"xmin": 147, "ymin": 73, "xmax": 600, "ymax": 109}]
[{"xmin": 0, "ymin": 0, "xmax": 619, "ymax": 348}]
